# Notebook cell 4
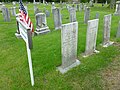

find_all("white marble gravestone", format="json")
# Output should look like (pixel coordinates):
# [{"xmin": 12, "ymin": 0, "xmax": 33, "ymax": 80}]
[
  {"xmin": 83, "ymin": 19, "xmax": 99, "ymax": 57},
  {"xmin": 51, "ymin": 2, "xmax": 56, "ymax": 13},
  {"xmin": 52, "ymin": 8, "xmax": 62, "ymax": 30},
  {"xmin": 35, "ymin": 13, "xmax": 50, "ymax": 35},
  {"xmin": 116, "ymin": 21, "xmax": 120, "ymax": 38},
  {"xmin": 103, "ymin": 14, "xmax": 114, "ymax": 47},
  {"xmin": 84, "ymin": 7, "xmax": 90, "ymax": 24},
  {"xmin": 69, "ymin": 7, "xmax": 76, "ymax": 22},
  {"xmin": 114, "ymin": 1, "xmax": 120, "ymax": 16},
  {"xmin": 57, "ymin": 22, "xmax": 80, "ymax": 74}
]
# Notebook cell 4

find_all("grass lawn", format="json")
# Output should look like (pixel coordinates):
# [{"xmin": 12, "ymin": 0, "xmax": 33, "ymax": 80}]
[{"xmin": 0, "ymin": 3, "xmax": 120, "ymax": 90}]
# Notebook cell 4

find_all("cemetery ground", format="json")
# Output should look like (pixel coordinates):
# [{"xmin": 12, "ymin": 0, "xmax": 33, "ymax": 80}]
[{"xmin": 0, "ymin": 3, "xmax": 120, "ymax": 90}]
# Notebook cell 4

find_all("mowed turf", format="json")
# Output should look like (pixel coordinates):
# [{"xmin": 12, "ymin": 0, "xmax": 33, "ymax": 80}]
[{"xmin": 0, "ymin": 3, "xmax": 120, "ymax": 90}]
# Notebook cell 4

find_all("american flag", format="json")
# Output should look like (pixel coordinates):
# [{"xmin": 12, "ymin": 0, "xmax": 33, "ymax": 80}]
[{"xmin": 19, "ymin": 0, "xmax": 34, "ymax": 32}]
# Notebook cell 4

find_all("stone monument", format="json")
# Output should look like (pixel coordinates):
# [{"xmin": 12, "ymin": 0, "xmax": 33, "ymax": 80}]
[
  {"xmin": 114, "ymin": 1, "xmax": 120, "ymax": 16},
  {"xmin": 35, "ymin": 13, "xmax": 50, "ymax": 35},
  {"xmin": 69, "ymin": 7, "xmax": 76, "ymax": 22},
  {"xmin": 83, "ymin": 19, "xmax": 99, "ymax": 57},
  {"xmin": 57, "ymin": 22, "xmax": 80, "ymax": 74},
  {"xmin": 84, "ymin": 7, "xmax": 90, "ymax": 24},
  {"xmin": 116, "ymin": 21, "xmax": 120, "ymax": 38}
]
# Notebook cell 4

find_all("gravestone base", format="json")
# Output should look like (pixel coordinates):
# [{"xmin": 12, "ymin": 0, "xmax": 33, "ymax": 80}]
[
  {"xmin": 55, "ymin": 26, "xmax": 61, "ymax": 30},
  {"xmin": 102, "ymin": 41, "xmax": 114, "ymax": 47},
  {"xmin": 15, "ymin": 32, "xmax": 22, "ymax": 38},
  {"xmin": 114, "ymin": 13, "xmax": 120, "ymax": 16},
  {"xmin": 35, "ymin": 27, "xmax": 50, "ymax": 35},
  {"xmin": 57, "ymin": 59, "xmax": 80, "ymax": 74},
  {"xmin": 83, "ymin": 50, "xmax": 100, "ymax": 58}
]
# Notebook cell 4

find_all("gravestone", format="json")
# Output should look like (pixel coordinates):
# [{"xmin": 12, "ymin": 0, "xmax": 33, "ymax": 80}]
[
  {"xmin": 103, "ymin": 14, "xmax": 114, "ymax": 47},
  {"xmin": 57, "ymin": 22, "xmax": 80, "ymax": 74},
  {"xmin": 11, "ymin": 7, "xmax": 16, "ymax": 16},
  {"xmin": 80, "ymin": 3, "xmax": 83, "ymax": 11},
  {"xmin": 76, "ymin": 4, "xmax": 80, "ymax": 11},
  {"xmin": 35, "ymin": 8, "xmax": 41, "ymax": 15},
  {"xmin": 114, "ymin": 1, "xmax": 120, "ymax": 16},
  {"xmin": 83, "ymin": 19, "xmax": 99, "ymax": 57},
  {"xmin": 52, "ymin": 8, "xmax": 62, "ymax": 30},
  {"xmin": 51, "ymin": 2, "xmax": 56, "ymax": 13},
  {"xmin": 95, "ymin": 12, "xmax": 99, "ymax": 19},
  {"xmin": 116, "ymin": 21, "xmax": 120, "ymax": 38},
  {"xmin": 45, "ymin": 10, "xmax": 50, "ymax": 17},
  {"xmin": 12, "ymin": 1, "xmax": 16, "ymax": 7},
  {"xmin": 2, "ymin": 7, "xmax": 10, "ymax": 22},
  {"xmin": 89, "ymin": 0, "xmax": 94, "ymax": 7},
  {"xmin": 35, "ymin": 13, "xmax": 50, "ymax": 35},
  {"xmin": 24, "ymin": 6, "xmax": 28, "ymax": 14},
  {"xmin": 69, "ymin": 7, "xmax": 76, "ymax": 22},
  {"xmin": 0, "ymin": 2, "xmax": 2, "ymax": 11},
  {"xmin": 84, "ymin": 7, "xmax": 90, "ymax": 24},
  {"xmin": 34, "ymin": 4, "xmax": 37, "ymax": 14},
  {"xmin": 83, "ymin": 4, "xmax": 86, "ymax": 10}
]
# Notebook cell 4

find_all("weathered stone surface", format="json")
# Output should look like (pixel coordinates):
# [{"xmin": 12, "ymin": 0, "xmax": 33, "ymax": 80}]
[
  {"xmin": 57, "ymin": 22, "xmax": 80, "ymax": 74},
  {"xmin": 103, "ymin": 14, "xmax": 114, "ymax": 47},
  {"xmin": 52, "ymin": 8, "xmax": 62, "ymax": 30},
  {"xmin": 45, "ymin": 10, "xmax": 50, "ymax": 17},
  {"xmin": 116, "ymin": 21, "xmax": 120, "ymax": 38},
  {"xmin": 84, "ymin": 7, "xmax": 90, "ymax": 24},
  {"xmin": 35, "ymin": 13, "xmax": 50, "ymax": 35},
  {"xmin": 84, "ymin": 19, "xmax": 99, "ymax": 57},
  {"xmin": 69, "ymin": 7, "xmax": 76, "ymax": 22}
]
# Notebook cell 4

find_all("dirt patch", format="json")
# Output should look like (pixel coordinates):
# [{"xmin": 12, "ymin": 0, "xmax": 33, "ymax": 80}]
[{"xmin": 101, "ymin": 54, "xmax": 120, "ymax": 90}]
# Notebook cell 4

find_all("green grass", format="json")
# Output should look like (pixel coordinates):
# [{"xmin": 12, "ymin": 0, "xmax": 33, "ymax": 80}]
[{"xmin": 0, "ymin": 3, "xmax": 120, "ymax": 90}]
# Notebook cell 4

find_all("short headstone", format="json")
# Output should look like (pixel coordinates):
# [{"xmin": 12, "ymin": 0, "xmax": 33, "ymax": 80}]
[
  {"xmin": 114, "ymin": 1, "xmax": 120, "ymax": 16},
  {"xmin": 103, "ymin": 14, "xmax": 114, "ymax": 47},
  {"xmin": 84, "ymin": 7, "xmax": 90, "ymax": 24},
  {"xmin": 116, "ymin": 21, "xmax": 120, "ymax": 38},
  {"xmin": 95, "ymin": 12, "xmax": 99, "ymax": 19},
  {"xmin": 83, "ymin": 19, "xmax": 99, "ymax": 57},
  {"xmin": 69, "ymin": 7, "xmax": 76, "ymax": 22},
  {"xmin": 2, "ymin": 7, "xmax": 10, "ymax": 22},
  {"xmin": 57, "ymin": 22, "xmax": 80, "ymax": 74},
  {"xmin": 35, "ymin": 13, "xmax": 50, "ymax": 35},
  {"xmin": 52, "ymin": 8, "xmax": 62, "ymax": 30},
  {"xmin": 45, "ymin": 10, "xmax": 50, "ymax": 17}
]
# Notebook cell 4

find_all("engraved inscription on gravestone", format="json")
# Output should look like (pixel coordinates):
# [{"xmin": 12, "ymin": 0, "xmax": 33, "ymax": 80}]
[
  {"xmin": 83, "ymin": 19, "xmax": 99, "ymax": 57},
  {"xmin": 103, "ymin": 14, "xmax": 114, "ymax": 47},
  {"xmin": 57, "ymin": 22, "xmax": 80, "ymax": 74}
]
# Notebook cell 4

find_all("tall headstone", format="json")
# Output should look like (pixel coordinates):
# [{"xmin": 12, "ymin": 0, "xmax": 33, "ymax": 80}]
[
  {"xmin": 69, "ymin": 7, "xmax": 76, "ymax": 22},
  {"xmin": 84, "ymin": 7, "xmax": 90, "ymax": 24},
  {"xmin": 51, "ymin": 2, "xmax": 56, "ymax": 13},
  {"xmin": 11, "ymin": 7, "xmax": 16, "ymax": 16},
  {"xmin": 2, "ymin": 7, "xmax": 10, "ymax": 22},
  {"xmin": 35, "ymin": 13, "xmax": 50, "ymax": 35},
  {"xmin": 52, "ymin": 8, "xmax": 62, "ymax": 30},
  {"xmin": 103, "ymin": 14, "xmax": 114, "ymax": 47},
  {"xmin": 0, "ymin": 2, "xmax": 2, "ymax": 11},
  {"xmin": 116, "ymin": 21, "xmax": 120, "ymax": 38},
  {"xmin": 83, "ymin": 19, "xmax": 99, "ymax": 57},
  {"xmin": 57, "ymin": 22, "xmax": 80, "ymax": 74},
  {"xmin": 114, "ymin": 1, "xmax": 120, "ymax": 16}
]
